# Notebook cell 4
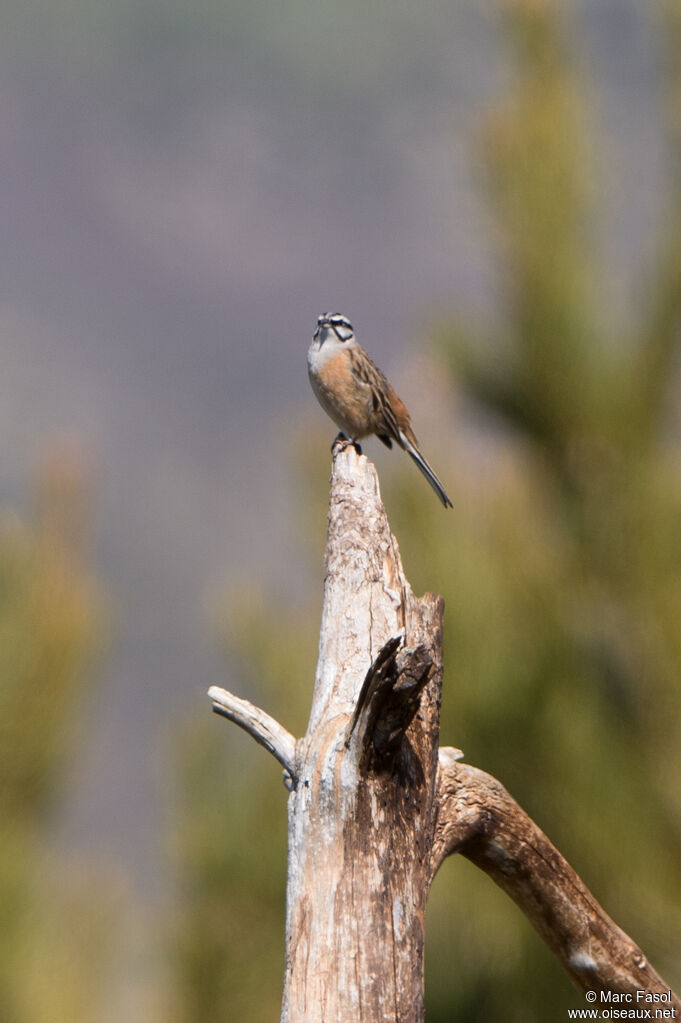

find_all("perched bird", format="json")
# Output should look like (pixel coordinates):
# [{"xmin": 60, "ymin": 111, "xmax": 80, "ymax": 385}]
[{"xmin": 307, "ymin": 312, "xmax": 452, "ymax": 508}]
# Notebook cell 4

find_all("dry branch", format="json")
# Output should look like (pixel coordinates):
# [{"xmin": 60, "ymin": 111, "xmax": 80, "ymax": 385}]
[
  {"xmin": 208, "ymin": 685, "xmax": 297, "ymax": 781},
  {"xmin": 432, "ymin": 750, "xmax": 681, "ymax": 1012}
]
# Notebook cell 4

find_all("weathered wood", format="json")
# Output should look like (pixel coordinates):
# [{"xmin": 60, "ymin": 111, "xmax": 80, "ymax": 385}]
[
  {"xmin": 208, "ymin": 446, "xmax": 680, "ymax": 1020},
  {"xmin": 281, "ymin": 446, "xmax": 443, "ymax": 1023},
  {"xmin": 432, "ymin": 750, "xmax": 681, "ymax": 1013}
]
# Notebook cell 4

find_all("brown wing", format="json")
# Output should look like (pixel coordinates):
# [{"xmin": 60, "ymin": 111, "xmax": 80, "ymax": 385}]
[{"xmin": 347, "ymin": 347, "xmax": 410, "ymax": 449}]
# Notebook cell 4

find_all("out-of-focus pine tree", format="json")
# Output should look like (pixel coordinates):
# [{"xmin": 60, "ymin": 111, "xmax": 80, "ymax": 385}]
[
  {"xmin": 394, "ymin": 1, "xmax": 681, "ymax": 1019},
  {"xmin": 0, "ymin": 442, "xmax": 107, "ymax": 1023},
  {"xmin": 168, "ymin": 3, "xmax": 681, "ymax": 1020}
]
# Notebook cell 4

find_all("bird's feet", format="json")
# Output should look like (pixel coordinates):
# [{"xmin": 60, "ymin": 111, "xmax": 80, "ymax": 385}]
[{"xmin": 331, "ymin": 433, "xmax": 362, "ymax": 455}]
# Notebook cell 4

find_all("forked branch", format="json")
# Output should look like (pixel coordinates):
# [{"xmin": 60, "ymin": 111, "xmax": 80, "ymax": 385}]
[{"xmin": 208, "ymin": 449, "xmax": 680, "ymax": 1019}]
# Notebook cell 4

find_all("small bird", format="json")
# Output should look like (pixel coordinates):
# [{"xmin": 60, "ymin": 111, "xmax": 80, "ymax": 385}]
[{"xmin": 307, "ymin": 312, "xmax": 452, "ymax": 507}]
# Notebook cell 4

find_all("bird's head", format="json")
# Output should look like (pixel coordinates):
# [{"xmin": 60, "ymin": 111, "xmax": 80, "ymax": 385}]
[{"xmin": 313, "ymin": 313, "xmax": 355, "ymax": 348}]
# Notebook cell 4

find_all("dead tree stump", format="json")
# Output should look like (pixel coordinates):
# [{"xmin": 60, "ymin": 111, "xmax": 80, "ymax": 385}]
[
  {"xmin": 209, "ymin": 446, "xmax": 680, "ymax": 1023},
  {"xmin": 281, "ymin": 447, "xmax": 442, "ymax": 1023}
]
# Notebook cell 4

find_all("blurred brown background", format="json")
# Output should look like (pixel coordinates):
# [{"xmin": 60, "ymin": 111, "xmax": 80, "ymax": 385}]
[{"xmin": 1, "ymin": 0, "xmax": 680, "ymax": 1020}]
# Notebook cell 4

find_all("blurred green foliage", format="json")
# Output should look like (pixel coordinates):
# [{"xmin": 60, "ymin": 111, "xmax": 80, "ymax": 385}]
[
  {"xmin": 0, "ymin": 445, "xmax": 106, "ymax": 1023},
  {"xmin": 170, "ymin": 1, "xmax": 681, "ymax": 1020}
]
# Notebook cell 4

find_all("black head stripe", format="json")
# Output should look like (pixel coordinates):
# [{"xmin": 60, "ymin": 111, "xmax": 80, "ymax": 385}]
[{"xmin": 318, "ymin": 312, "xmax": 353, "ymax": 330}]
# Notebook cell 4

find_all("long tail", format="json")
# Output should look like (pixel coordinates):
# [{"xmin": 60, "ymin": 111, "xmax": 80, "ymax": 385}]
[{"xmin": 399, "ymin": 432, "xmax": 453, "ymax": 508}]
